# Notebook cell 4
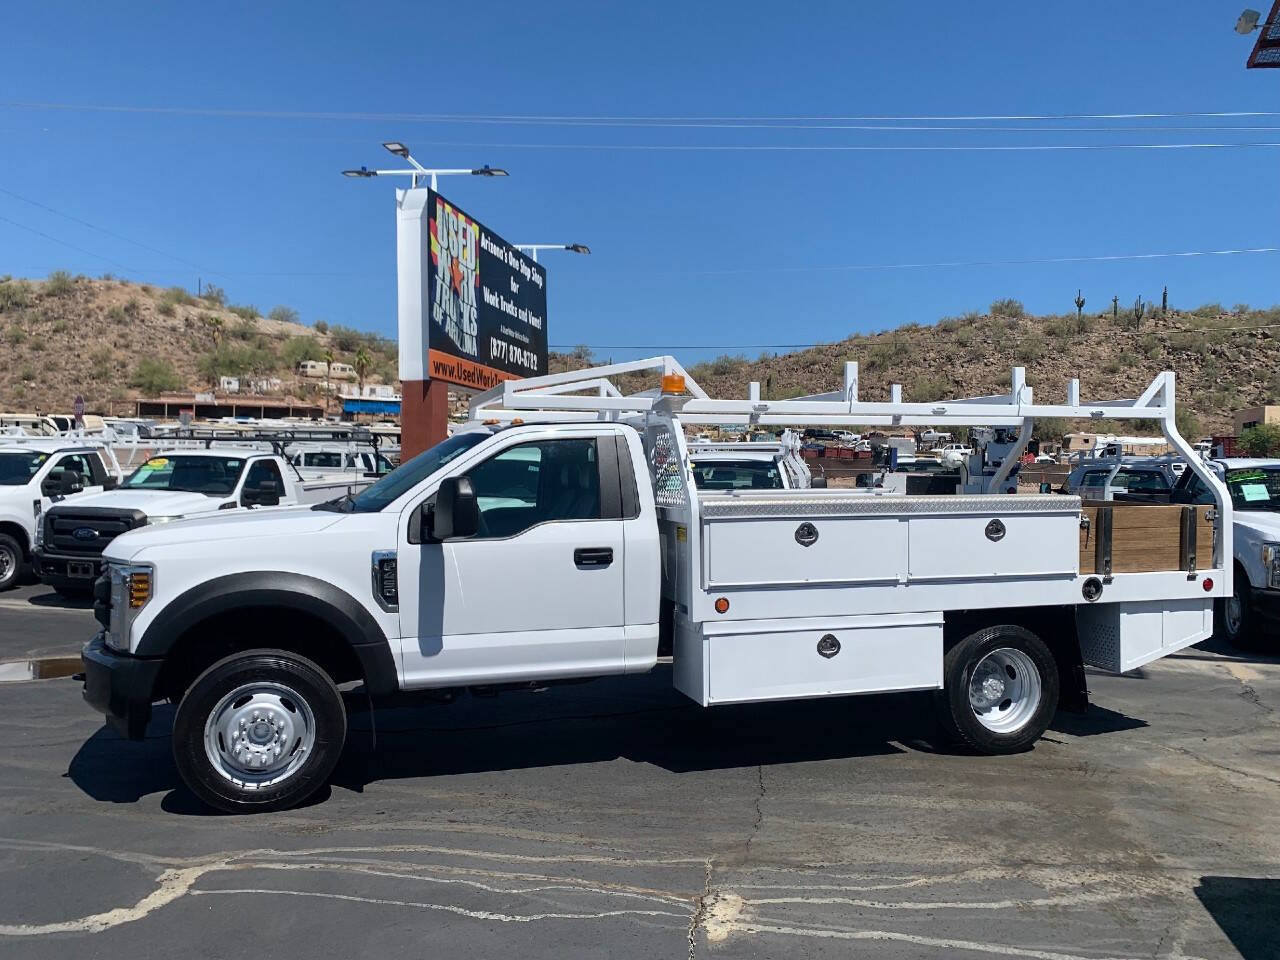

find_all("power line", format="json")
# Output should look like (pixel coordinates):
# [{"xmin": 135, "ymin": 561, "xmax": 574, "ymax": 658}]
[
  {"xmin": 3, "ymin": 101, "xmax": 1280, "ymax": 124},
  {"xmin": 0, "ymin": 213, "xmax": 137, "ymax": 272},
  {"xmin": 0, "ymin": 186, "xmax": 216, "ymax": 276},
  {"xmin": 403, "ymin": 139, "xmax": 1280, "ymax": 153},
  {"xmin": 684, "ymin": 246, "xmax": 1280, "ymax": 276}
]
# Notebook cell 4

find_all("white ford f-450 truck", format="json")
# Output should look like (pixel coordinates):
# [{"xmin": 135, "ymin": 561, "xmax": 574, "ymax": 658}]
[{"xmin": 81, "ymin": 358, "xmax": 1232, "ymax": 812}]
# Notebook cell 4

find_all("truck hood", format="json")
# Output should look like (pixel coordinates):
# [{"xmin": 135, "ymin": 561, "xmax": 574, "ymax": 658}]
[
  {"xmin": 1235, "ymin": 509, "xmax": 1280, "ymax": 539},
  {"xmin": 53, "ymin": 489, "xmax": 228, "ymax": 517},
  {"xmin": 103, "ymin": 505, "xmax": 344, "ymax": 561}
]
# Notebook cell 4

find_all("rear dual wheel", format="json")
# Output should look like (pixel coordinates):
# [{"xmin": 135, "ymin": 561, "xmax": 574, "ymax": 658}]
[
  {"xmin": 934, "ymin": 625, "xmax": 1060, "ymax": 754},
  {"xmin": 172, "ymin": 650, "xmax": 346, "ymax": 813}
]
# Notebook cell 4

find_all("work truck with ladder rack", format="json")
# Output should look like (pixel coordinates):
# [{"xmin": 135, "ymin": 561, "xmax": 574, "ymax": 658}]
[{"xmin": 81, "ymin": 357, "xmax": 1230, "ymax": 812}]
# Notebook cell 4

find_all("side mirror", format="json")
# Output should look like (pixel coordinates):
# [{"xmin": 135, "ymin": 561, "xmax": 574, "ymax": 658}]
[
  {"xmin": 102, "ymin": 477, "xmax": 119, "ymax": 491},
  {"xmin": 42, "ymin": 469, "xmax": 84, "ymax": 498},
  {"xmin": 242, "ymin": 479, "xmax": 280, "ymax": 507},
  {"xmin": 430, "ymin": 476, "xmax": 479, "ymax": 540},
  {"xmin": 810, "ymin": 476, "xmax": 828, "ymax": 489}
]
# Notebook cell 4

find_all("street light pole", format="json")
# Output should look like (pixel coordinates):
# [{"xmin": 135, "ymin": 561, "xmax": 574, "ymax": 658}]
[
  {"xmin": 342, "ymin": 141, "xmax": 510, "ymax": 457},
  {"xmin": 514, "ymin": 243, "xmax": 592, "ymax": 263}
]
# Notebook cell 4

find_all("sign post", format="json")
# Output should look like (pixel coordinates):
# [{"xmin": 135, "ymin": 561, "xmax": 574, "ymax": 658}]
[{"xmin": 396, "ymin": 187, "xmax": 548, "ymax": 459}]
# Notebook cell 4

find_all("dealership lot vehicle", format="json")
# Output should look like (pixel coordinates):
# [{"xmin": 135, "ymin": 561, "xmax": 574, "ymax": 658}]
[
  {"xmin": 687, "ymin": 434, "xmax": 815, "ymax": 490},
  {"xmin": 1173, "ymin": 458, "xmax": 1280, "ymax": 649},
  {"xmin": 77, "ymin": 357, "xmax": 1236, "ymax": 813},
  {"xmin": 35, "ymin": 447, "xmax": 370, "ymax": 595},
  {"xmin": 0, "ymin": 438, "xmax": 122, "ymax": 592}
]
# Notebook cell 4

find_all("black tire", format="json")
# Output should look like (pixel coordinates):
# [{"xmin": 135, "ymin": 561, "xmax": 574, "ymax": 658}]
[
  {"xmin": 934, "ymin": 625, "xmax": 1060, "ymax": 754},
  {"xmin": 1214, "ymin": 568, "xmax": 1258, "ymax": 650},
  {"xmin": 0, "ymin": 533, "xmax": 23, "ymax": 591},
  {"xmin": 172, "ymin": 649, "xmax": 346, "ymax": 813}
]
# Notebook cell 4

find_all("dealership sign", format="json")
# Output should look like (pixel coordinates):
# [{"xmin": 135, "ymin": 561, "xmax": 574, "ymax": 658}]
[{"xmin": 396, "ymin": 187, "xmax": 548, "ymax": 391}]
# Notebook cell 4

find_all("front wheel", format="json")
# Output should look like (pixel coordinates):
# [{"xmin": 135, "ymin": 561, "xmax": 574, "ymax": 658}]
[
  {"xmin": 0, "ymin": 533, "xmax": 23, "ymax": 591},
  {"xmin": 1215, "ymin": 573, "xmax": 1256, "ymax": 650},
  {"xmin": 934, "ymin": 625, "xmax": 1060, "ymax": 754},
  {"xmin": 172, "ymin": 650, "xmax": 346, "ymax": 813}
]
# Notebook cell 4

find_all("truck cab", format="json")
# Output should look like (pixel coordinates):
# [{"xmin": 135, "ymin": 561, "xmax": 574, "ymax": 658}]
[
  {"xmin": 36, "ymin": 448, "xmax": 297, "ymax": 595},
  {"xmin": 0, "ymin": 439, "xmax": 120, "ymax": 590}
]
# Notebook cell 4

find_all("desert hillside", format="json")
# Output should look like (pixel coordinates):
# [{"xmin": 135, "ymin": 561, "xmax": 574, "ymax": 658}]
[
  {"xmin": 2, "ymin": 274, "xmax": 1276, "ymax": 436},
  {"xmin": 0, "ymin": 273, "xmax": 398, "ymax": 413},
  {"xmin": 553, "ymin": 298, "xmax": 1280, "ymax": 436}
]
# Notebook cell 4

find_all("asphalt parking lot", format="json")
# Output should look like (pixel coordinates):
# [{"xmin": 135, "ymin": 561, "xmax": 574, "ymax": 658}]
[{"xmin": 0, "ymin": 597, "xmax": 1277, "ymax": 959}]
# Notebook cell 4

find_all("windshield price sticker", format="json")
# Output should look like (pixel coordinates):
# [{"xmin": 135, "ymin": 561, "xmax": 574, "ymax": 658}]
[
  {"xmin": 145, "ymin": 458, "xmax": 169, "ymax": 469},
  {"xmin": 1239, "ymin": 482, "xmax": 1271, "ymax": 502}
]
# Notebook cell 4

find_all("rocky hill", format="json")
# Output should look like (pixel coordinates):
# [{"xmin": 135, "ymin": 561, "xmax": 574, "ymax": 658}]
[
  {"xmin": 555, "ymin": 298, "xmax": 1280, "ymax": 436},
  {"xmin": 0, "ymin": 273, "xmax": 399, "ymax": 415},
  {"xmin": 2, "ymin": 274, "xmax": 1275, "ymax": 436}
]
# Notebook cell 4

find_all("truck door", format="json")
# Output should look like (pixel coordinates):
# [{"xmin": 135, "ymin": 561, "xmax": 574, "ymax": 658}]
[{"xmin": 397, "ymin": 433, "xmax": 628, "ymax": 688}]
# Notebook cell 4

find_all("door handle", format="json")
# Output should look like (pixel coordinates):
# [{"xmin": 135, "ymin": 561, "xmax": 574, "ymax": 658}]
[{"xmin": 574, "ymin": 547, "xmax": 613, "ymax": 568}]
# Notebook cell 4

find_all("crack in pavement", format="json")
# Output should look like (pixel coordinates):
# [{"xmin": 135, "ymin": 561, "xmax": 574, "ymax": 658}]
[
  {"xmin": 743, "ymin": 764, "xmax": 766, "ymax": 861},
  {"xmin": 686, "ymin": 860, "xmax": 713, "ymax": 960}
]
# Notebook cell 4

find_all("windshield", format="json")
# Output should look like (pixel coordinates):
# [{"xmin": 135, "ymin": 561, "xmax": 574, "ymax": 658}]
[
  {"xmin": 123, "ymin": 455, "xmax": 247, "ymax": 495},
  {"xmin": 690, "ymin": 459, "xmax": 784, "ymax": 491},
  {"xmin": 0, "ymin": 452, "xmax": 49, "ymax": 486},
  {"xmin": 1225, "ymin": 467, "xmax": 1280, "ymax": 511},
  {"xmin": 324, "ymin": 431, "xmax": 489, "ymax": 513}
]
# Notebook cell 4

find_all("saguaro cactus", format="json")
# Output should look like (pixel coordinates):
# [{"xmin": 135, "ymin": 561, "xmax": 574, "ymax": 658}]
[
  {"xmin": 1133, "ymin": 296, "xmax": 1145, "ymax": 329},
  {"xmin": 1162, "ymin": 285, "xmax": 1168, "ymax": 316},
  {"xmin": 1112, "ymin": 295, "xmax": 1119, "ymax": 320},
  {"xmin": 1074, "ymin": 289, "xmax": 1086, "ymax": 319}
]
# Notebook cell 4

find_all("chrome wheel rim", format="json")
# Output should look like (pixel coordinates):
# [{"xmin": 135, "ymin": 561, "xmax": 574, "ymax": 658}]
[
  {"xmin": 968, "ymin": 647, "xmax": 1042, "ymax": 734},
  {"xmin": 1224, "ymin": 585, "xmax": 1244, "ymax": 637},
  {"xmin": 203, "ymin": 682, "xmax": 316, "ymax": 790},
  {"xmin": 0, "ymin": 546, "xmax": 14, "ymax": 584}
]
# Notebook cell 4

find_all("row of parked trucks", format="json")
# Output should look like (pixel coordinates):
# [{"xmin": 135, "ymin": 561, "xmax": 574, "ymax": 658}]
[
  {"xmin": 70, "ymin": 356, "xmax": 1260, "ymax": 813},
  {"xmin": 0, "ymin": 430, "xmax": 383, "ymax": 594}
]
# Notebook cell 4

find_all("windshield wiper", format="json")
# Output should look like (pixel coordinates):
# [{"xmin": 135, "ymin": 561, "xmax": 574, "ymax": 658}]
[{"xmin": 314, "ymin": 492, "xmax": 356, "ymax": 513}]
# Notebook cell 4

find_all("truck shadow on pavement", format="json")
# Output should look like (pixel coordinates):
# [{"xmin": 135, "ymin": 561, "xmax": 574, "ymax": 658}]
[
  {"xmin": 1194, "ymin": 876, "xmax": 1280, "ymax": 960},
  {"xmin": 65, "ymin": 666, "xmax": 1150, "ymax": 813}
]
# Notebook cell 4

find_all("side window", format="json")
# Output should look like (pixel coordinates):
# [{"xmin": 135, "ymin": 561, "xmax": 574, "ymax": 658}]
[
  {"xmin": 1179, "ymin": 473, "xmax": 1215, "ymax": 505},
  {"xmin": 244, "ymin": 459, "xmax": 284, "ymax": 489},
  {"xmin": 56, "ymin": 454, "xmax": 98, "ymax": 482},
  {"xmin": 464, "ymin": 438, "xmax": 600, "ymax": 539},
  {"xmin": 1116, "ymin": 470, "xmax": 1168, "ymax": 493}
]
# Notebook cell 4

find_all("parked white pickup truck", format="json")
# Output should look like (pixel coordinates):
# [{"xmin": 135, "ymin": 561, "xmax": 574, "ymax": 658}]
[
  {"xmin": 37, "ymin": 448, "xmax": 370, "ymax": 595},
  {"xmin": 1171, "ymin": 458, "xmax": 1280, "ymax": 649},
  {"xmin": 81, "ymin": 357, "xmax": 1231, "ymax": 813},
  {"xmin": 0, "ymin": 438, "xmax": 122, "ymax": 591}
]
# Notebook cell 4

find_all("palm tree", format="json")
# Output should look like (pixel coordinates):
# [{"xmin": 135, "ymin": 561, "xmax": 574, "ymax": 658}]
[
  {"xmin": 354, "ymin": 346, "xmax": 372, "ymax": 396},
  {"xmin": 323, "ymin": 348, "xmax": 335, "ymax": 413}
]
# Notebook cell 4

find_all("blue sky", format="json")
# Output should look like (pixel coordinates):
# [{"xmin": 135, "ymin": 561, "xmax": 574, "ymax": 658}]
[{"xmin": 2, "ymin": 1, "xmax": 1278, "ymax": 367}]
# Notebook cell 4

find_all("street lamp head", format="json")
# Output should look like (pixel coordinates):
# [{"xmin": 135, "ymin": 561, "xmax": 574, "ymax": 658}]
[
  {"xmin": 566, "ymin": 244, "xmax": 592, "ymax": 255},
  {"xmin": 382, "ymin": 141, "xmax": 411, "ymax": 158},
  {"xmin": 342, "ymin": 167, "xmax": 377, "ymax": 178},
  {"xmin": 472, "ymin": 165, "xmax": 509, "ymax": 177},
  {"xmin": 1237, "ymin": 8, "xmax": 1262, "ymax": 32}
]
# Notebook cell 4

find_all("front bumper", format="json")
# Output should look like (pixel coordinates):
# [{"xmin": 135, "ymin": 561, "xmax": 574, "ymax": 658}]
[
  {"xmin": 34, "ymin": 551, "xmax": 105, "ymax": 588},
  {"xmin": 81, "ymin": 633, "xmax": 164, "ymax": 740}
]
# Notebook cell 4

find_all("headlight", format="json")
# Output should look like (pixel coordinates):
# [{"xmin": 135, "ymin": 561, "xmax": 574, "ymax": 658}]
[
  {"xmin": 33, "ymin": 501, "xmax": 43, "ymax": 548},
  {"xmin": 105, "ymin": 563, "xmax": 154, "ymax": 651},
  {"xmin": 1263, "ymin": 543, "xmax": 1280, "ymax": 590}
]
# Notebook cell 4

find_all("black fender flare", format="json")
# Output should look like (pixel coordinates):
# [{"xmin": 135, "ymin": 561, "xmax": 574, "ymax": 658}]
[{"xmin": 137, "ymin": 572, "xmax": 399, "ymax": 696}]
